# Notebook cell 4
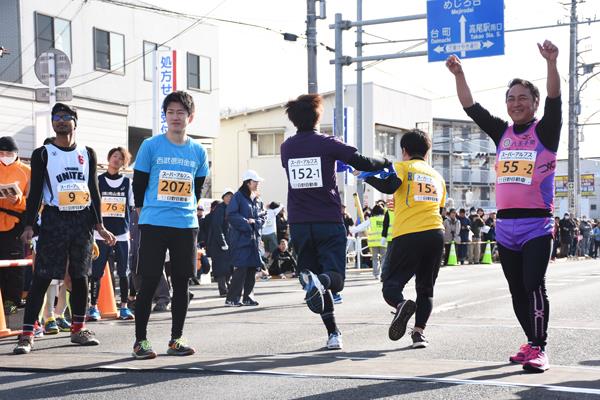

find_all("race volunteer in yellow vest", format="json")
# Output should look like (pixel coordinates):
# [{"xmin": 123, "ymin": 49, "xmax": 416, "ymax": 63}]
[
  {"xmin": 358, "ymin": 129, "xmax": 446, "ymax": 349},
  {"xmin": 367, "ymin": 206, "xmax": 386, "ymax": 279}
]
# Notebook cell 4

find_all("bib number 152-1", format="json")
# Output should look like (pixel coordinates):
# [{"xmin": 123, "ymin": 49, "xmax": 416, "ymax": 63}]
[{"xmin": 288, "ymin": 157, "xmax": 323, "ymax": 189}]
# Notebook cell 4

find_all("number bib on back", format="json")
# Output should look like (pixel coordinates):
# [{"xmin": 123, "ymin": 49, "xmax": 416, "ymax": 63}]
[
  {"xmin": 496, "ymin": 150, "xmax": 536, "ymax": 185},
  {"xmin": 101, "ymin": 196, "xmax": 126, "ymax": 218},
  {"xmin": 411, "ymin": 173, "xmax": 440, "ymax": 202},
  {"xmin": 57, "ymin": 182, "xmax": 91, "ymax": 211},
  {"xmin": 288, "ymin": 157, "xmax": 323, "ymax": 189},
  {"xmin": 157, "ymin": 170, "xmax": 193, "ymax": 202}
]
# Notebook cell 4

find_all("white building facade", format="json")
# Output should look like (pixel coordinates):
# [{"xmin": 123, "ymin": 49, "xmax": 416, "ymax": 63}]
[
  {"xmin": 214, "ymin": 83, "xmax": 432, "ymax": 216},
  {"xmin": 555, "ymin": 158, "xmax": 600, "ymax": 219},
  {"xmin": 0, "ymin": 0, "xmax": 219, "ymax": 181},
  {"xmin": 432, "ymin": 118, "xmax": 497, "ymax": 211}
]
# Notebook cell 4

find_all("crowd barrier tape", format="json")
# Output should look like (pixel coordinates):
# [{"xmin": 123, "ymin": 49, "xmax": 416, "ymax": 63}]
[{"xmin": 0, "ymin": 259, "xmax": 33, "ymax": 268}]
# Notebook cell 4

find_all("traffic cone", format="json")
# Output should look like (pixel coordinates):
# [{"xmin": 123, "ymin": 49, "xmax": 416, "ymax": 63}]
[
  {"xmin": 481, "ymin": 241, "xmax": 493, "ymax": 264},
  {"xmin": 0, "ymin": 289, "xmax": 19, "ymax": 338},
  {"xmin": 97, "ymin": 264, "xmax": 118, "ymax": 319},
  {"xmin": 447, "ymin": 241, "xmax": 458, "ymax": 266}
]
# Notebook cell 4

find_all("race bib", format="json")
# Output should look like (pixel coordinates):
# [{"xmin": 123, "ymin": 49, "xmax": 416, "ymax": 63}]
[
  {"xmin": 288, "ymin": 157, "xmax": 323, "ymax": 189},
  {"xmin": 411, "ymin": 173, "xmax": 440, "ymax": 202},
  {"xmin": 101, "ymin": 196, "xmax": 126, "ymax": 218},
  {"xmin": 157, "ymin": 170, "xmax": 193, "ymax": 202},
  {"xmin": 496, "ymin": 150, "xmax": 536, "ymax": 185},
  {"xmin": 57, "ymin": 182, "xmax": 91, "ymax": 211}
]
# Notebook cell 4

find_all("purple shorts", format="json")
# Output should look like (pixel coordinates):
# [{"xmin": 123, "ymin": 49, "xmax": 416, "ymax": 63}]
[{"xmin": 496, "ymin": 217, "xmax": 554, "ymax": 251}]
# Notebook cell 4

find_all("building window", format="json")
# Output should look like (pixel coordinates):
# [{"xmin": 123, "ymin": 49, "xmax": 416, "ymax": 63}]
[
  {"xmin": 250, "ymin": 131, "xmax": 284, "ymax": 157},
  {"xmin": 187, "ymin": 53, "xmax": 211, "ymax": 93},
  {"xmin": 93, "ymin": 28, "xmax": 125, "ymax": 74},
  {"xmin": 143, "ymin": 41, "xmax": 157, "ymax": 81},
  {"xmin": 35, "ymin": 12, "xmax": 71, "ymax": 60}
]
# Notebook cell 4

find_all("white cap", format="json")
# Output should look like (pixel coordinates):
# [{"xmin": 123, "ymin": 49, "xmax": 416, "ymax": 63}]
[
  {"xmin": 222, "ymin": 188, "xmax": 234, "ymax": 198},
  {"xmin": 242, "ymin": 169, "xmax": 264, "ymax": 182}
]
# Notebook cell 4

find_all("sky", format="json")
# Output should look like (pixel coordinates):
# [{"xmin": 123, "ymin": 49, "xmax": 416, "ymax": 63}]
[{"xmin": 144, "ymin": 0, "xmax": 600, "ymax": 159}]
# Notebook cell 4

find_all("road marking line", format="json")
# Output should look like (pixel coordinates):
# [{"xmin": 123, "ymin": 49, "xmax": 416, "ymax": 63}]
[{"xmin": 433, "ymin": 294, "xmax": 511, "ymax": 314}]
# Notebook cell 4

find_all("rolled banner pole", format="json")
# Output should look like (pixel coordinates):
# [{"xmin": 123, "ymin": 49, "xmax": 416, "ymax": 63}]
[{"xmin": 353, "ymin": 192, "xmax": 365, "ymax": 224}]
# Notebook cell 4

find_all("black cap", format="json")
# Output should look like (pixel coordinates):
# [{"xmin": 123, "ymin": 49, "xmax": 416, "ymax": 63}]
[
  {"xmin": 0, "ymin": 136, "xmax": 18, "ymax": 152},
  {"xmin": 51, "ymin": 103, "xmax": 78, "ymax": 120}
]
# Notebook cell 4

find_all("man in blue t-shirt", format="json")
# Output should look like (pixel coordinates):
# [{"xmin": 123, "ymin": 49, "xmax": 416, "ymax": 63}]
[
  {"xmin": 132, "ymin": 91, "xmax": 209, "ymax": 359},
  {"xmin": 281, "ymin": 94, "xmax": 390, "ymax": 350}
]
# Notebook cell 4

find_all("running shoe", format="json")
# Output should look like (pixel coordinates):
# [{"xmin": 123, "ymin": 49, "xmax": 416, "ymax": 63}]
[
  {"xmin": 86, "ymin": 306, "xmax": 101, "ymax": 322},
  {"xmin": 167, "ymin": 338, "xmax": 196, "ymax": 356},
  {"xmin": 44, "ymin": 317, "xmax": 59, "ymax": 335},
  {"xmin": 133, "ymin": 339, "xmax": 157, "ymax": 360},
  {"xmin": 509, "ymin": 343, "xmax": 533, "ymax": 364},
  {"xmin": 224, "ymin": 300, "xmax": 242, "ymax": 307},
  {"xmin": 3, "ymin": 300, "xmax": 17, "ymax": 315},
  {"xmin": 522, "ymin": 346, "xmax": 549, "ymax": 373},
  {"xmin": 13, "ymin": 335, "xmax": 33, "ymax": 355},
  {"xmin": 33, "ymin": 321, "xmax": 44, "ymax": 338},
  {"xmin": 119, "ymin": 307, "xmax": 135, "ymax": 320},
  {"xmin": 242, "ymin": 298, "xmax": 259, "ymax": 306},
  {"xmin": 411, "ymin": 330, "xmax": 429, "ymax": 348},
  {"xmin": 153, "ymin": 302, "xmax": 170, "ymax": 312},
  {"xmin": 388, "ymin": 299, "xmax": 416, "ymax": 341},
  {"xmin": 56, "ymin": 316, "xmax": 71, "ymax": 332},
  {"xmin": 332, "ymin": 293, "xmax": 343, "ymax": 304},
  {"xmin": 70, "ymin": 329, "xmax": 100, "ymax": 346},
  {"xmin": 326, "ymin": 332, "xmax": 343, "ymax": 350},
  {"xmin": 300, "ymin": 270, "xmax": 325, "ymax": 314}
]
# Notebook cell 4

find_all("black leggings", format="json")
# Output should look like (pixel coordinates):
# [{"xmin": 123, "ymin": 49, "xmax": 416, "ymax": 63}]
[
  {"xmin": 498, "ymin": 235, "xmax": 552, "ymax": 348},
  {"xmin": 226, "ymin": 267, "xmax": 256, "ymax": 302},
  {"xmin": 135, "ymin": 273, "xmax": 189, "ymax": 342},
  {"xmin": 24, "ymin": 275, "xmax": 87, "ymax": 327}
]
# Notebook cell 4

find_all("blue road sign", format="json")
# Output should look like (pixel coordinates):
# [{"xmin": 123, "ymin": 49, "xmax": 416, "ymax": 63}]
[{"xmin": 427, "ymin": 0, "xmax": 504, "ymax": 62}]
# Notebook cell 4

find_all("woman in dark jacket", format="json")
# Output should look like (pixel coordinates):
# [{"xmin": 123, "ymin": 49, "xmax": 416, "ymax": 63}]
[
  {"xmin": 207, "ymin": 191, "xmax": 234, "ymax": 297},
  {"xmin": 225, "ymin": 170, "xmax": 266, "ymax": 306}
]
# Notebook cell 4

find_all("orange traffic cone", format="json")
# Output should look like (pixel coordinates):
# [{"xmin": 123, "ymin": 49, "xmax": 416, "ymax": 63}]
[
  {"xmin": 0, "ymin": 289, "xmax": 20, "ymax": 338},
  {"xmin": 97, "ymin": 264, "xmax": 118, "ymax": 319}
]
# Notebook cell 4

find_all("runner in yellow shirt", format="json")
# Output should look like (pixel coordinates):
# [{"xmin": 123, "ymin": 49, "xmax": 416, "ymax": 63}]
[{"xmin": 355, "ymin": 129, "xmax": 446, "ymax": 348}]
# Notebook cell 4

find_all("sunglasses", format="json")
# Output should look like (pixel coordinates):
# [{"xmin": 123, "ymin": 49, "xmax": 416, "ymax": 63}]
[{"xmin": 52, "ymin": 114, "xmax": 76, "ymax": 122}]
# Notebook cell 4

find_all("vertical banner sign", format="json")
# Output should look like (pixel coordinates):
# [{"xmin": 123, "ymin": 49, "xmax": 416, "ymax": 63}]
[
  {"xmin": 153, "ymin": 50, "xmax": 177, "ymax": 136},
  {"xmin": 580, "ymin": 174, "xmax": 595, "ymax": 196},
  {"xmin": 427, "ymin": 0, "xmax": 505, "ymax": 62},
  {"xmin": 554, "ymin": 175, "xmax": 568, "ymax": 197}
]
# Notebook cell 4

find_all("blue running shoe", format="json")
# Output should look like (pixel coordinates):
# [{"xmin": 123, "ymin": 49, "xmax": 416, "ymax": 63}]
[
  {"xmin": 300, "ymin": 270, "xmax": 325, "ymax": 314},
  {"xmin": 332, "ymin": 293, "xmax": 343, "ymax": 304},
  {"xmin": 86, "ymin": 306, "xmax": 101, "ymax": 322},
  {"xmin": 56, "ymin": 316, "xmax": 71, "ymax": 332},
  {"xmin": 44, "ymin": 318, "xmax": 59, "ymax": 335},
  {"xmin": 119, "ymin": 307, "xmax": 135, "ymax": 320}
]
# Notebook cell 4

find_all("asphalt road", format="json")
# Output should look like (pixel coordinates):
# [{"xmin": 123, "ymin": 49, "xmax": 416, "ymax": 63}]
[{"xmin": 1, "ymin": 258, "xmax": 599, "ymax": 399}]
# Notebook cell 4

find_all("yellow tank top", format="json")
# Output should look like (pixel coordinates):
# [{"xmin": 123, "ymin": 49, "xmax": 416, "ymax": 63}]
[{"xmin": 391, "ymin": 159, "xmax": 446, "ymax": 238}]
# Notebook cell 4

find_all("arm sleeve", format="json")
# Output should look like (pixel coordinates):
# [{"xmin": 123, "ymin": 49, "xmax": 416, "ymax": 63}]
[
  {"xmin": 128, "ymin": 178, "xmax": 135, "ymax": 207},
  {"xmin": 381, "ymin": 211, "xmax": 390, "ymax": 238},
  {"xmin": 132, "ymin": 170, "xmax": 149, "ymax": 208},
  {"xmin": 195, "ymin": 146, "xmax": 210, "ymax": 178},
  {"xmin": 364, "ymin": 175, "xmax": 402, "ymax": 195},
  {"xmin": 194, "ymin": 176, "xmax": 205, "ymax": 202},
  {"xmin": 535, "ymin": 96, "xmax": 562, "ymax": 152},
  {"xmin": 25, "ymin": 147, "xmax": 46, "ymax": 227},
  {"xmin": 464, "ymin": 103, "xmax": 508, "ymax": 147},
  {"xmin": 347, "ymin": 152, "xmax": 390, "ymax": 172},
  {"xmin": 86, "ymin": 147, "xmax": 102, "ymax": 225}
]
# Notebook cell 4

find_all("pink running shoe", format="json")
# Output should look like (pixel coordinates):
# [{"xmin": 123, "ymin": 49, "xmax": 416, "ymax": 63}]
[
  {"xmin": 522, "ymin": 346, "xmax": 549, "ymax": 373},
  {"xmin": 509, "ymin": 343, "xmax": 533, "ymax": 364}
]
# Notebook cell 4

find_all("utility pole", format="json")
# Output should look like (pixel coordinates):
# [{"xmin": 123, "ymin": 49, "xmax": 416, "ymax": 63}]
[
  {"xmin": 356, "ymin": 0, "xmax": 364, "ymax": 205},
  {"xmin": 568, "ymin": 0, "xmax": 579, "ymax": 216},
  {"xmin": 306, "ymin": 0, "xmax": 326, "ymax": 94}
]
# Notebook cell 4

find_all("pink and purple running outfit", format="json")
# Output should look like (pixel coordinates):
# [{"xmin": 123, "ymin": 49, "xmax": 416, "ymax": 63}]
[{"xmin": 495, "ymin": 121, "xmax": 556, "ymax": 251}]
